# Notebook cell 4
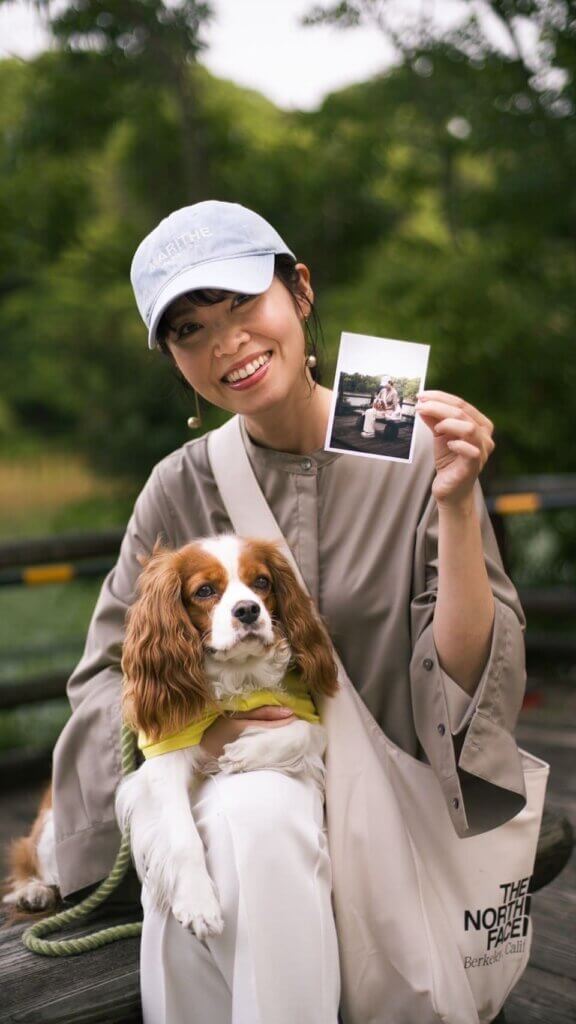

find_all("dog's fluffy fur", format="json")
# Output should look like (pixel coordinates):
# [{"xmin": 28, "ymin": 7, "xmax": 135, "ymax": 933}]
[{"xmin": 3, "ymin": 535, "xmax": 338, "ymax": 937}]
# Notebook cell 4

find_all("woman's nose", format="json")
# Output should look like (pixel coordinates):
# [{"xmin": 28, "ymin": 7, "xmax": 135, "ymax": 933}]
[{"xmin": 213, "ymin": 325, "xmax": 251, "ymax": 357}]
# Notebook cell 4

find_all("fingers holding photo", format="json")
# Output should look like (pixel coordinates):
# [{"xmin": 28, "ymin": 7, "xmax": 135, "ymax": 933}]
[
  {"xmin": 432, "ymin": 416, "xmax": 495, "ymax": 465},
  {"xmin": 416, "ymin": 390, "xmax": 495, "ymax": 437},
  {"xmin": 414, "ymin": 390, "xmax": 497, "ymax": 506},
  {"xmin": 415, "ymin": 393, "xmax": 495, "ymax": 463}
]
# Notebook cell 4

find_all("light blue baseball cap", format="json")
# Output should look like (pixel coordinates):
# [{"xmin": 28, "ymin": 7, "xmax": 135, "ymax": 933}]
[{"xmin": 130, "ymin": 200, "xmax": 296, "ymax": 349}]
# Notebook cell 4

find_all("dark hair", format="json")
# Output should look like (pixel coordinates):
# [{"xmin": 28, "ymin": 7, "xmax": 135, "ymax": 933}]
[{"xmin": 154, "ymin": 253, "xmax": 324, "ymax": 391}]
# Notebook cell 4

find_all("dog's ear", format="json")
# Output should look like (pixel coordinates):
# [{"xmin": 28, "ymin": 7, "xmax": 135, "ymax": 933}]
[
  {"xmin": 258, "ymin": 541, "xmax": 339, "ymax": 698},
  {"xmin": 121, "ymin": 542, "xmax": 214, "ymax": 742}
]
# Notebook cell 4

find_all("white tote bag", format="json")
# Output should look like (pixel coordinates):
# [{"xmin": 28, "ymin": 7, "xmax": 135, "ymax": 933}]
[{"xmin": 208, "ymin": 416, "xmax": 549, "ymax": 1024}]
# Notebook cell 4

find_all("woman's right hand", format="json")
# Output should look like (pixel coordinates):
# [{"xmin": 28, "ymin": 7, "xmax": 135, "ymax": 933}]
[{"xmin": 200, "ymin": 706, "xmax": 296, "ymax": 759}]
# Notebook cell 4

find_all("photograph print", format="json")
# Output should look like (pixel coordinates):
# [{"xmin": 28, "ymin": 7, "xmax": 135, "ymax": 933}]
[{"xmin": 325, "ymin": 332, "xmax": 430, "ymax": 464}]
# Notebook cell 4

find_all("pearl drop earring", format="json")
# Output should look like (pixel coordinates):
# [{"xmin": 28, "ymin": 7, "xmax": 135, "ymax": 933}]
[{"xmin": 186, "ymin": 390, "xmax": 202, "ymax": 430}]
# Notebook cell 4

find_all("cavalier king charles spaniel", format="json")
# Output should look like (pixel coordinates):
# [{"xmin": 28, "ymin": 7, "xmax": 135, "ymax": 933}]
[{"xmin": 3, "ymin": 535, "xmax": 339, "ymax": 940}]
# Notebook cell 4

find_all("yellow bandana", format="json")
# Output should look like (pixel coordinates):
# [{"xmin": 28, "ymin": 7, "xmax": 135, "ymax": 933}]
[{"xmin": 137, "ymin": 669, "xmax": 320, "ymax": 759}]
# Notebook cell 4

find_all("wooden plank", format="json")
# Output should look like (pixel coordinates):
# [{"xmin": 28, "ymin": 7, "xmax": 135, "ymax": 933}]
[
  {"xmin": 0, "ymin": 787, "xmax": 142, "ymax": 1023},
  {"xmin": 0, "ymin": 532, "xmax": 122, "ymax": 570},
  {"xmin": 516, "ymin": 725, "xmax": 576, "ymax": 750},
  {"xmin": 0, "ymin": 750, "xmax": 52, "ymax": 790},
  {"xmin": 0, "ymin": 675, "xmax": 68, "ymax": 710},
  {"xmin": 6, "ymin": 969, "xmax": 141, "ymax": 1024},
  {"xmin": 328, "ymin": 413, "xmax": 414, "ymax": 459},
  {"xmin": 0, "ymin": 684, "xmax": 574, "ymax": 1022},
  {"xmin": 0, "ymin": 911, "xmax": 141, "ymax": 1024},
  {"xmin": 525, "ymin": 860, "xmax": 576, "ymax": 983},
  {"xmin": 506, "ymin": 709, "xmax": 576, "ymax": 1018},
  {"xmin": 504, "ymin": 963, "xmax": 576, "ymax": 1024},
  {"xmin": 486, "ymin": 473, "xmax": 576, "ymax": 497}
]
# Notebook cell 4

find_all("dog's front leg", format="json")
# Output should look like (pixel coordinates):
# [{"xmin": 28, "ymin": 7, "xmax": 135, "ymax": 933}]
[
  {"xmin": 115, "ymin": 750, "xmax": 224, "ymax": 939},
  {"xmin": 219, "ymin": 720, "xmax": 327, "ymax": 777}
]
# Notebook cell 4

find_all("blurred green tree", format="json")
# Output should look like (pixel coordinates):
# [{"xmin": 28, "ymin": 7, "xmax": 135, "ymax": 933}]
[
  {"xmin": 26, "ymin": 0, "xmax": 215, "ymax": 198},
  {"xmin": 300, "ymin": 0, "xmax": 576, "ymax": 479},
  {"xmin": 0, "ymin": 0, "xmax": 574, "ymax": 499}
]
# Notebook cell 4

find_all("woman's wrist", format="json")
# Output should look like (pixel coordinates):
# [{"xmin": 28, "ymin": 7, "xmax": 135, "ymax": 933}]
[{"xmin": 436, "ymin": 494, "xmax": 476, "ymax": 518}]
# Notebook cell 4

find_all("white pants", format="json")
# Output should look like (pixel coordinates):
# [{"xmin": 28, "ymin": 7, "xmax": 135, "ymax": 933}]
[
  {"xmin": 362, "ymin": 408, "xmax": 401, "ymax": 436},
  {"xmin": 140, "ymin": 769, "xmax": 341, "ymax": 1024},
  {"xmin": 361, "ymin": 407, "xmax": 378, "ymax": 436}
]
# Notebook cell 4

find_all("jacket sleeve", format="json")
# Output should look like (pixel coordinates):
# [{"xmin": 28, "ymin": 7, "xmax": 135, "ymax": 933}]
[
  {"xmin": 52, "ymin": 464, "xmax": 174, "ymax": 897},
  {"xmin": 409, "ymin": 479, "xmax": 528, "ymax": 838}
]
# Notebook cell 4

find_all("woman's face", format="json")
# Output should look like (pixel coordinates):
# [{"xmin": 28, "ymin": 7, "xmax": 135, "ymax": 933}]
[{"xmin": 163, "ymin": 264, "xmax": 314, "ymax": 417}]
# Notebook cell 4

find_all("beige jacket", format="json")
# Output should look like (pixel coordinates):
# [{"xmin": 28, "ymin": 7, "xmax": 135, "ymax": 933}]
[{"xmin": 53, "ymin": 417, "xmax": 527, "ymax": 897}]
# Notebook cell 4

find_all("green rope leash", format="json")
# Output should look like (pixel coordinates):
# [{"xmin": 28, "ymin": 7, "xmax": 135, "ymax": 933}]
[{"xmin": 22, "ymin": 725, "xmax": 142, "ymax": 957}]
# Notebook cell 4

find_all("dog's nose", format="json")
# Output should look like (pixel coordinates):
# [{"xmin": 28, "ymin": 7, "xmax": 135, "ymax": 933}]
[{"xmin": 232, "ymin": 601, "xmax": 260, "ymax": 626}]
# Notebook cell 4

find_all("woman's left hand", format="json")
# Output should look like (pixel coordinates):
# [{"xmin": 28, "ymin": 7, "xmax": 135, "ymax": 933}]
[{"xmin": 415, "ymin": 390, "xmax": 495, "ymax": 510}]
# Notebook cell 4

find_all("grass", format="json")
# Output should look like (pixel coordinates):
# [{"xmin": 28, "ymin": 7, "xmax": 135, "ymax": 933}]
[
  {"xmin": 0, "ymin": 701, "xmax": 72, "ymax": 753},
  {"xmin": 0, "ymin": 582, "xmax": 100, "ymax": 753},
  {"xmin": 0, "ymin": 449, "xmax": 135, "ymax": 751},
  {"xmin": 0, "ymin": 577, "xmax": 105, "ymax": 752},
  {"xmin": 0, "ymin": 450, "xmax": 135, "ymax": 538}
]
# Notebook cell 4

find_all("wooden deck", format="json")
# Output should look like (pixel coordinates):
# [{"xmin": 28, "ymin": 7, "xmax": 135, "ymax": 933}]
[
  {"xmin": 328, "ymin": 412, "xmax": 415, "ymax": 459},
  {"xmin": 0, "ymin": 674, "xmax": 574, "ymax": 1023},
  {"xmin": 505, "ymin": 676, "xmax": 576, "ymax": 1023}
]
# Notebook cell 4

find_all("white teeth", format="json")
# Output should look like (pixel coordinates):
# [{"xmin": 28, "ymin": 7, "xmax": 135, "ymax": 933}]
[{"xmin": 225, "ymin": 353, "xmax": 270, "ymax": 384}]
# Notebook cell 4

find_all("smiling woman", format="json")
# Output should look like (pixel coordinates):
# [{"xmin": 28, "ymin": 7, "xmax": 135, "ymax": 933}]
[
  {"xmin": 152, "ymin": 249, "xmax": 328, "ymax": 447},
  {"xmin": 43, "ymin": 199, "xmax": 532, "ymax": 1024}
]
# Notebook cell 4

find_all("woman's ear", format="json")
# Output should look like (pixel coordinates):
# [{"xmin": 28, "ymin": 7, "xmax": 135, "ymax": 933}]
[
  {"xmin": 295, "ymin": 262, "xmax": 314, "ymax": 318},
  {"xmin": 257, "ymin": 541, "xmax": 339, "ymax": 698},
  {"xmin": 121, "ymin": 539, "xmax": 214, "ymax": 742}
]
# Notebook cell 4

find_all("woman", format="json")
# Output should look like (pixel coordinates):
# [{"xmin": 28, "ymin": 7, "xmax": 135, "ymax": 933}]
[
  {"xmin": 51, "ymin": 200, "xmax": 527, "ymax": 1023},
  {"xmin": 361, "ymin": 375, "xmax": 402, "ymax": 437}
]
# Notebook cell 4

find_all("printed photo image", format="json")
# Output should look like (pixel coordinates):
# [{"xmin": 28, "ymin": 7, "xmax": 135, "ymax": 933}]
[{"xmin": 324, "ymin": 332, "xmax": 430, "ymax": 464}]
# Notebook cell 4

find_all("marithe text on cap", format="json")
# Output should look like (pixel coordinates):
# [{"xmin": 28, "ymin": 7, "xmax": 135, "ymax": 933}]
[{"xmin": 149, "ymin": 227, "xmax": 213, "ymax": 271}]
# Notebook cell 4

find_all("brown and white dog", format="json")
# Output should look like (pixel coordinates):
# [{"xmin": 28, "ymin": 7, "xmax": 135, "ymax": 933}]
[{"xmin": 3, "ymin": 535, "xmax": 339, "ymax": 938}]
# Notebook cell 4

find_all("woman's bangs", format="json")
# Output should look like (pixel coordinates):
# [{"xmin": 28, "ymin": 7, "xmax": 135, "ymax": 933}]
[{"xmin": 185, "ymin": 288, "xmax": 235, "ymax": 307}]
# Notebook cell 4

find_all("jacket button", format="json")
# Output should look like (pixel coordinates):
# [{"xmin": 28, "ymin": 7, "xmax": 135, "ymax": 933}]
[
  {"xmin": 423, "ymin": 658, "xmax": 434, "ymax": 671},
  {"xmin": 452, "ymin": 797, "xmax": 460, "ymax": 810},
  {"xmin": 437, "ymin": 723, "xmax": 446, "ymax": 736}
]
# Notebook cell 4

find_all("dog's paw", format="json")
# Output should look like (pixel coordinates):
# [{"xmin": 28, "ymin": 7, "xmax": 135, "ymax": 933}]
[
  {"xmin": 172, "ymin": 876, "xmax": 224, "ymax": 940},
  {"xmin": 218, "ymin": 732, "xmax": 269, "ymax": 774},
  {"xmin": 217, "ymin": 735, "xmax": 251, "ymax": 773},
  {"xmin": 3, "ymin": 881, "xmax": 59, "ymax": 913},
  {"xmin": 217, "ymin": 749, "xmax": 247, "ymax": 774}
]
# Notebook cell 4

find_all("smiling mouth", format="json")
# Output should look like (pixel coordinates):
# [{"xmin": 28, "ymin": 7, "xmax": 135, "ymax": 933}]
[{"xmin": 222, "ymin": 352, "xmax": 272, "ymax": 386}]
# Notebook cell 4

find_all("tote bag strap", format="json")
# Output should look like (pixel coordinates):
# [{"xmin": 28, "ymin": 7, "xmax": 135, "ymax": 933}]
[
  {"xmin": 207, "ymin": 415, "xmax": 309, "ymax": 589},
  {"xmin": 207, "ymin": 416, "xmax": 353, "ymax": 689}
]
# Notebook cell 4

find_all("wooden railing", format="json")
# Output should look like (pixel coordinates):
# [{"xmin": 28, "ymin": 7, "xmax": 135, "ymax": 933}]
[{"xmin": 0, "ymin": 473, "xmax": 575, "ymax": 780}]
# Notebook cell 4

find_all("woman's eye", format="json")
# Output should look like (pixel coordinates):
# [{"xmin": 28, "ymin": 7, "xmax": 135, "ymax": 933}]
[
  {"xmin": 195, "ymin": 584, "xmax": 216, "ymax": 599},
  {"xmin": 233, "ymin": 293, "xmax": 256, "ymax": 307},
  {"xmin": 177, "ymin": 322, "xmax": 201, "ymax": 339},
  {"xmin": 252, "ymin": 576, "xmax": 270, "ymax": 591}
]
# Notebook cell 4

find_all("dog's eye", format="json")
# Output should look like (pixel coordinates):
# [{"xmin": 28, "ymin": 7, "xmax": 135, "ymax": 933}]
[
  {"xmin": 252, "ymin": 576, "xmax": 270, "ymax": 591},
  {"xmin": 195, "ymin": 584, "xmax": 216, "ymax": 599}
]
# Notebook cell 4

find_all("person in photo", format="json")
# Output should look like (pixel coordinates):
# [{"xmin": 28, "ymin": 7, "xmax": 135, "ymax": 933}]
[{"xmin": 361, "ymin": 376, "xmax": 402, "ymax": 437}]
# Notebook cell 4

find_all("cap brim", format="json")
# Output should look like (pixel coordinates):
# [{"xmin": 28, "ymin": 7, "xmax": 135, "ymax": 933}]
[{"xmin": 147, "ymin": 253, "xmax": 276, "ymax": 349}]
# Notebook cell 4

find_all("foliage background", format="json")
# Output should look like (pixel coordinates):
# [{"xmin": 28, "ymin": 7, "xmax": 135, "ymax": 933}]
[
  {"xmin": 1, "ymin": 0, "xmax": 574, "ymax": 483},
  {"xmin": 0, "ymin": 0, "xmax": 574, "ymax": 748}
]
